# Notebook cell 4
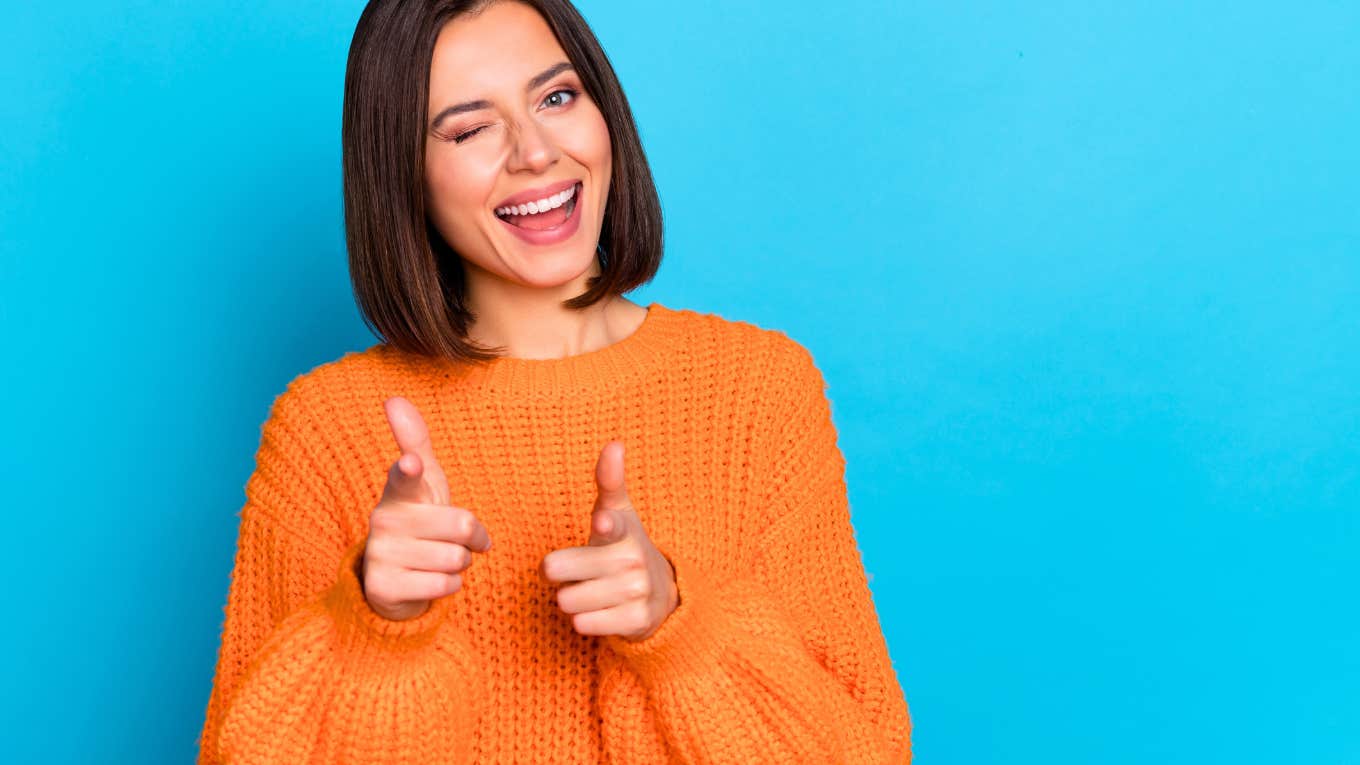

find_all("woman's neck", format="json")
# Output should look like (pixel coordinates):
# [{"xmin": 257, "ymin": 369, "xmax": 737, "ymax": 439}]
[{"xmin": 464, "ymin": 293, "xmax": 648, "ymax": 361}]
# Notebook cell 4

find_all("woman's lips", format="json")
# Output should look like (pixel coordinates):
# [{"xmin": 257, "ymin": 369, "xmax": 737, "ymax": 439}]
[
  {"xmin": 493, "ymin": 178, "xmax": 580, "ymax": 211},
  {"xmin": 495, "ymin": 181, "xmax": 583, "ymax": 246}
]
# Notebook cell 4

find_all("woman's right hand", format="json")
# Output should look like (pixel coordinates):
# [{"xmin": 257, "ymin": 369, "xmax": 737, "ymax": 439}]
[{"xmin": 360, "ymin": 396, "xmax": 493, "ymax": 622}]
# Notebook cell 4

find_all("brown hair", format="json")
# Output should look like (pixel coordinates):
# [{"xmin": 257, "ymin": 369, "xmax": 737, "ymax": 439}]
[{"xmin": 342, "ymin": 0, "xmax": 663, "ymax": 363}]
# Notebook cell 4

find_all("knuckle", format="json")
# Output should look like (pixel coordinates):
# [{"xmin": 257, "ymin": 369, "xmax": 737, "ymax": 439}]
[
  {"xmin": 364, "ymin": 568, "xmax": 391, "ymax": 599},
  {"xmin": 454, "ymin": 506, "xmax": 486, "ymax": 541},
  {"xmin": 369, "ymin": 508, "xmax": 391, "ymax": 534},
  {"xmin": 449, "ymin": 545, "xmax": 469, "ymax": 571},
  {"xmin": 364, "ymin": 535, "xmax": 390, "ymax": 561},
  {"xmin": 371, "ymin": 505, "xmax": 404, "ymax": 535},
  {"xmin": 628, "ymin": 574, "xmax": 649, "ymax": 599},
  {"xmin": 455, "ymin": 513, "xmax": 477, "ymax": 543}
]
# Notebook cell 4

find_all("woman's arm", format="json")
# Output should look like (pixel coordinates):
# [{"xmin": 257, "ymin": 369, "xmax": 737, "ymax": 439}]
[
  {"xmin": 197, "ymin": 385, "xmax": 485, "ymax": 765},
  {"xmin": 596, "ymin": 338, "xmax": 913, "ymax": 764}
]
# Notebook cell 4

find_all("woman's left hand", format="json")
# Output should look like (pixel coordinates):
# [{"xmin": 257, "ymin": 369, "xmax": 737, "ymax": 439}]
[{"xmin": 541, "ymin": 439, "xmax": 679, "ymax": 641}]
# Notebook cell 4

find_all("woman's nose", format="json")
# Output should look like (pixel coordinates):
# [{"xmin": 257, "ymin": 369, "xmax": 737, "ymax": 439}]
[{"xmin": 505, "ymin": 117, "xmax": 560, "ymax": 173}]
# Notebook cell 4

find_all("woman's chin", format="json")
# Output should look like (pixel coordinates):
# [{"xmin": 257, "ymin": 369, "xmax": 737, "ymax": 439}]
[{"xmin": 500, "ymin": 246, "xmax": 601, "ymax": 289}]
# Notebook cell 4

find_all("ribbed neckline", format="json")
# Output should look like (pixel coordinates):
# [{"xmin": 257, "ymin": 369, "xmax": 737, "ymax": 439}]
[{"xmin": 438, "ymin": 301, "xmax": 681, "ymax": 397}]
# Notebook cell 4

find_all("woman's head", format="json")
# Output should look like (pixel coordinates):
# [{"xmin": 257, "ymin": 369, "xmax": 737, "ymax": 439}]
[{"xmin": 343, "ymin": 0, "xmax": 662, "ymax": 363}]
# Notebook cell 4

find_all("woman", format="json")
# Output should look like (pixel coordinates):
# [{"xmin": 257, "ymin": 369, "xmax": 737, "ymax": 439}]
[{"xmin": 197, "ymin": 1, "xmax": 912, "ymax": 762}]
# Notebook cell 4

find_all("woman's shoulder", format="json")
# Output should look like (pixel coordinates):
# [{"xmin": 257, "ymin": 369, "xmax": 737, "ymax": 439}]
[
  {"xmin": 258, "ymin": 342, "xmax": 423, "ymax": 430},
  {"xmin": 663, "ymin": 302, "xmax": 817, "ymax": 369},
  {"xmin": 274, "ymin": 341, "xmax": 387, "ymax": 393},
  {"xmin": 659, "ymin": 303, "xmax": 827, "ymax": 417}
]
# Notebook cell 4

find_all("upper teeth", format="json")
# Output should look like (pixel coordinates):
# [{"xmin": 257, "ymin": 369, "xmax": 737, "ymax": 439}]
[{"xmin": 496, "ymin": 183, "xmax": 577, "ymax": 217}]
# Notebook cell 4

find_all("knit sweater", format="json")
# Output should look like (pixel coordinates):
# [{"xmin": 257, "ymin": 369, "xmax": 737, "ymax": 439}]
[{"xmin": 197, "ymin": 301, "xmax": 913, "ymax": 764}]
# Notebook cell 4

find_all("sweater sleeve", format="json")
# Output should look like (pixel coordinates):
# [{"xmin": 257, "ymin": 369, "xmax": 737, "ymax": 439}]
[
  {"xmin": 197, "ymin": 384, "xmax": 486, "ymax": 765},
  {"xmin": 595, "ymin": 341, "xmax": 913, "ymax": 764}
]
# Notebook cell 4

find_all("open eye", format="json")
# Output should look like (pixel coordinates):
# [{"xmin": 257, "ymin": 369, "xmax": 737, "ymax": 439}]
[{"xmin": 543, "ymin": 88, "xmax": 578, "ymax": 109}]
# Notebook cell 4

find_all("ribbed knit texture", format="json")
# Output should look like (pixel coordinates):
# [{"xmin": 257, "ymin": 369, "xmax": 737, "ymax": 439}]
[{"xmin": 197, "ymin": 301, "xmax": 913, "ymax": 764}]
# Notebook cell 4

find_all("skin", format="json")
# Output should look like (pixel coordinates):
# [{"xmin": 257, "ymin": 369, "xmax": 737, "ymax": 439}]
[{"xmin": 360, "ymin": 1, "xmax": 678, "ymax": 639}]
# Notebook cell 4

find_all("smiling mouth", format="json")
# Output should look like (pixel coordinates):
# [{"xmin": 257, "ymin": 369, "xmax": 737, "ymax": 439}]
[{"xmin": 495, "ymin": 182, "xmax": 581, "ymax": 231}]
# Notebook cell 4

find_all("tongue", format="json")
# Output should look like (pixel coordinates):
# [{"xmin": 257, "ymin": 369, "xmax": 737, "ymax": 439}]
[{"xmin": 505, "ymin": 202, "xmax": 569, "ymax": 231}]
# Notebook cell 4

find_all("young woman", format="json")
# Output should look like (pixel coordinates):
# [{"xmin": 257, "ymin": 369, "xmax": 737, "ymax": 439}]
[{"xmin": 197, "ymin": 1, "xmax": 912, "ymax": 762}]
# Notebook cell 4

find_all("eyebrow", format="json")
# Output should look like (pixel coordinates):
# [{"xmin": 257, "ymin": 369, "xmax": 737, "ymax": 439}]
[{"xmin": 429, "ymin": 61, "xmax": 576, "ymax": 132}]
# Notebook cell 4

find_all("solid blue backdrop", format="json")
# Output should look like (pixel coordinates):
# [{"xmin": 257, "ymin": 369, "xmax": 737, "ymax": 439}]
[{"xmin": 1, "ymin": 1, "xmax": 1356, "ymax": 762}]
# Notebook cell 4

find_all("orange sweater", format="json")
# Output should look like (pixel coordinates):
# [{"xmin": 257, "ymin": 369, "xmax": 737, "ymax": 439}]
[{"xmin": 198, "ymin": 301, "xmax": 913, "ymax": 764}]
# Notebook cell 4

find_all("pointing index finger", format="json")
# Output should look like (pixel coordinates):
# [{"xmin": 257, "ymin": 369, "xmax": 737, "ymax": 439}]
[{"xmin": 383, "ymin": 396, "xmax": 450, "ymax": 505}]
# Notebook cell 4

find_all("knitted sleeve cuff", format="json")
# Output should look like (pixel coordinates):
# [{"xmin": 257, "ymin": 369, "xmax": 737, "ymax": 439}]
[
  {"xmin": 602, "ymin": 550, "xmax": 728, "ymax": 682},
  {"xmin": 323, "ymin": 538, "xmax": 456, "ymax": 651},
  {"xmin": 218, "ymin": 537, "xmax": 484, "ymax": 763}
]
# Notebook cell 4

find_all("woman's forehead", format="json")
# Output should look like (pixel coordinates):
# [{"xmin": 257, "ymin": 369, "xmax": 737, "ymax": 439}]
[{"xmin": 431, "ymin": 1, "xmax": 567, "ymax": 83}]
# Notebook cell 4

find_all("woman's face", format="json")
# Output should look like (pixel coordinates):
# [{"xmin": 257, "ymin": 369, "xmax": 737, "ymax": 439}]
[{"xmin": 424, "ymin": 1, "xmax": 612, "ymax": 294}]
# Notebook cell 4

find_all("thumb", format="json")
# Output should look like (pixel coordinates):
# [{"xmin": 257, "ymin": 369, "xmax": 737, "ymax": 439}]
[
  {"xmin": 590, "ymin": 440, "xmax": 633, "ymax": 546},
  {"xmin": 384, "ymin": 450, "xmax": 432, "ymax": 504},
  {"xmin": 382, "ymin": 396, "xmax": 450, "ymax": 505},
  {"xmin": 589, "ymin": 507, "xmax": 628, "ymax": 546}
]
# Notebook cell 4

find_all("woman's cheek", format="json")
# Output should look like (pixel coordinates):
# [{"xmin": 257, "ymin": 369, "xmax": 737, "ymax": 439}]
[
  {"xmin": 580, "ymin": 109, "xmax": 611, "ymax": 159},
  {"xmin": 426, "ymin": 178, "xmax": 471, "ymax": 251},
  {"xmin": 429, "ymin": 165, "xmax": 472, "ymax": 226}
]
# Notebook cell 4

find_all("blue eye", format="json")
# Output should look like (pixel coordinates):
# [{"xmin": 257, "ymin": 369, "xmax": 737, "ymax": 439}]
[{"xmin": 544, "ymin": 88, "xmax": 578, "ymax": 108}]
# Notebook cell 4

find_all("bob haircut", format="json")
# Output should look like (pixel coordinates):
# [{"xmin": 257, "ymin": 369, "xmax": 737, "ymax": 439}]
[{"xmin": 342, "ymin": 0, "xmax": 664, "ymax": 364}]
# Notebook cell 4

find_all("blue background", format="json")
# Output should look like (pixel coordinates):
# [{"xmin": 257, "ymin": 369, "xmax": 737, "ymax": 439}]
[{"xmin": 2, "ymin": 1, "xmax": 1356, "ymax": 762}]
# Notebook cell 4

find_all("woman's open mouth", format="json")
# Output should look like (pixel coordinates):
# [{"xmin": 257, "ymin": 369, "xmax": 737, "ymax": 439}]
[
  {"xmin": 493, "ymin": 181, "xmax": 583, "ymax": 247},
  {"xmin": 495, "ymin": 181, "xmax": 580, "ymax": 231}
]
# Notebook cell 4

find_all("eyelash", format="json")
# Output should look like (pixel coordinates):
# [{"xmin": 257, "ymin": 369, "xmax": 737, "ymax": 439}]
[{"xmin": 452, "ymin": 87, "xmax": 580, "ymax": 144}]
